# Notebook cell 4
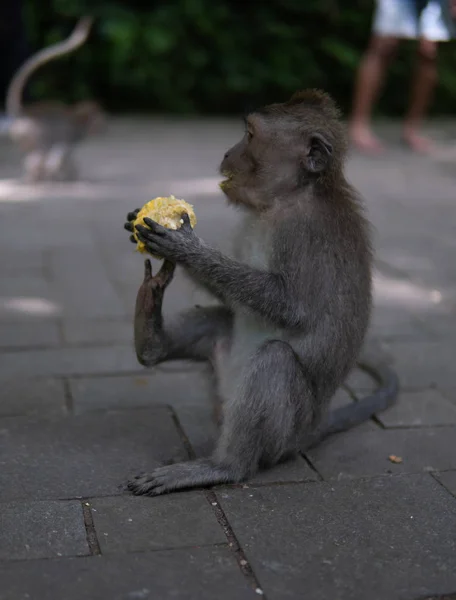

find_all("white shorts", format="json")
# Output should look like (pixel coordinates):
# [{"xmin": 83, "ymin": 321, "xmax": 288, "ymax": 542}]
[{"xmin": 373, "ymin": 0, "xmax": 455, "ymax": 41}]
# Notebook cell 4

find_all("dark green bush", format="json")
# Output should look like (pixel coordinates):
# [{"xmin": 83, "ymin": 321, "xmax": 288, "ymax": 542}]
[{"xmin": 22, "ymin": 0, "xmax": 456, "ymax": 115}]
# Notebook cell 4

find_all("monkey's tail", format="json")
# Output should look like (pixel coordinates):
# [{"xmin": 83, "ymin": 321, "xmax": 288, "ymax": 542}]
[
  {"xmin": 302, "ymin": 363, "xmax": 399, "ymax": 451},
  {"xmin": 5, "ymin": 16, "xmax": 94, "ymax": 118}
]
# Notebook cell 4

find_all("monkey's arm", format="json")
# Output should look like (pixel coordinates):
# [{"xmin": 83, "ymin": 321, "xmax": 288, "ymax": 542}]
[{"xmin": 135, "ymin": 216, "xmax": 303, "ymax": 328}]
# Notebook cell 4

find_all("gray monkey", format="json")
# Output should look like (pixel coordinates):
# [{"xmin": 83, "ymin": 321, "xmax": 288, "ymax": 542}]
[{"xmin": 123, "ymin": 90, "xmax": 397, "ymax": 496}]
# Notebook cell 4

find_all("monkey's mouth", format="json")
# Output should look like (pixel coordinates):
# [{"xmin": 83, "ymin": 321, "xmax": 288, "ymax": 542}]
[{"xmin": 219, "ymin": 171, "xmax": 234, "ymax": 190}]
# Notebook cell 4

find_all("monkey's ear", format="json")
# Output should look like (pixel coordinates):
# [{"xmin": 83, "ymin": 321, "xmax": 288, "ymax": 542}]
[{"xmin": 305, "ymin": 133, "xmax": 333, "ymax": 173}]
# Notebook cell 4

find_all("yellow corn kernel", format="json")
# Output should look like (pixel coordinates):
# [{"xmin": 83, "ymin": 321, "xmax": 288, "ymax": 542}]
[{"xmin": 132, "ymin": 195, "xmax": 197, "ymax": 255}]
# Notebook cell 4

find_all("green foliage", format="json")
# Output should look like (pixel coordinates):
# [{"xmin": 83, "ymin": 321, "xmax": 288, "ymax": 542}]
[{"xmin": 22, "ymin": 0, "xmax": 456, "ymax": 115}]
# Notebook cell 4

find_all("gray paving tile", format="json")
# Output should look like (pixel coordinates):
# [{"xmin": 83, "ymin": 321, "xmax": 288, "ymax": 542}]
[
  {"xmin": 250, "ymin": 455, "xmax": 319, "ymax": 484},
  {"xmin": 69, "ymin": 369, "xmax": 212, "ymax": 414},
  {"xmin": 0, "ymin": 379, "xmax": 66, "ymax": 417},
  {"xmin": 0, "ymin": 345, "xmax": 140, "ymax": 379},
  {"xmin": 89, "ymin": 492, "xmax": 225, "ymax": 553},
  {"xmin": 174, "ymin": 404, "xmax": 218, "ymax": 458},
  {"xmin": 0, "ymin": 275, "xmax": 59, "ymax": 321},
  {"xmin": 307, "ymin": 424, "xmax": 456, "ymax": 480},
  {"xmin": 0, "ymin": 547, "xmax": 254, "ymax": 600},
  {"xmin": 48, "ymin": 248, "xmax": 126, "ymax": 318},
  {"xmin": 419, "ymin": 314, "xmax": 456, "ymax": 339},
  {"xmin": 0, "ymin": 216, "xmax": 94, "ymax": 250},
  {"xmin": 330, "ymin": 387, "xmax": 354, "ymax": 409},
  {"xmin": 378, "ymin": 389, "xmax": 456, "ymax": 427},
  {"xmin": 369, "ymin": 305, "xmax": 429, "ymax": 338},
  {"xmin": 434, "ymin": 471, "xmax": 456, "ymax": 497},
  {"xmin": 0, "ymin": 322, "xmax": 60, "ymax": 348},
  {"xmin": 0, "ymin": 501, "xmax": 88, "ymax": 560},
  {"xmin": 382, "ymin": 341, "xmax": 455, "ymax": 389},
  {"xmin": 217, "ymin": 475, "xmax": 456, "ymax": 600},
  {"xmin": 0, "ymin": 408, "xmax": 186, "ymax": 501},
  {"xmin": 344, "ymin": 367, "xmax": 378, "ymax": 395},
  {"xmin": 62, "ymin": 319, "xmax": 133, "ymax": 345},
  {"xmin": 0, "ymin": 247, "xmax": 44, "ymax": 273}
]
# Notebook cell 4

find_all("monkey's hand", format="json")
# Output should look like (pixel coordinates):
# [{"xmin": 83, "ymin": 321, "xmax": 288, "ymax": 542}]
[
  {"xmin": 136, "ymin": 257, "xmax": 175, "ymax": 316},
  {"xmin": 134, "ymin": 213, "xmax": 202, "ymax": 263}
]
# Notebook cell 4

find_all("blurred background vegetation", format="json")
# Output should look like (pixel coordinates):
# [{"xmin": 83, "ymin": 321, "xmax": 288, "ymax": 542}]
[{"xmin": 18, "ymin": 0, "xmax": 456, "ymax": 116}]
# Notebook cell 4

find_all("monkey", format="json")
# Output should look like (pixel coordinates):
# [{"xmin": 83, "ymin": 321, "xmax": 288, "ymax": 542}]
[
  {"xmin": 5, "ymin": 16, "xmax": 104, "ymax": 183},
  {"xmin": 123, "ymin": 89, "xmax": 398, "ymax": 497}
]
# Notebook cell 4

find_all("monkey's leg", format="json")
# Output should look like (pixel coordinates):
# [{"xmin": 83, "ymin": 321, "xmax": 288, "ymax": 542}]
[
  {"xmin": 135, "ymin": 258, "xmax": 232, "ymax": 367},
  {"xmin": 128, "ymin": 340, "xmax": 311, "ymax": 496},
  {"xmin": 23, "ymin": 151, "xmax": 45, "ymax": 182},
  {"xmin": 44, "ymin": 144, "xmax": 77, "ymax": 181}
]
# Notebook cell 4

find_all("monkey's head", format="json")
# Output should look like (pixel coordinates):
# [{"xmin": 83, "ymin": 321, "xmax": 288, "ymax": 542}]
[{"xmin": 220, "ymin": 89, "xmax": 347, "ymax": 210}]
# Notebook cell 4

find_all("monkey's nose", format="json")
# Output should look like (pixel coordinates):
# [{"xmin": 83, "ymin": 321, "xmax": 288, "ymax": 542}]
[{"xmin": 224, "ymin": 152, "xmax": 229, "ymax": 159}]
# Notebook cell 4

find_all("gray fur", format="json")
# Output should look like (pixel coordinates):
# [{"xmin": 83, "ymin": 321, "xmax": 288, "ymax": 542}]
[{"xmin": 125, "ymin": 90, "xmax": 374, "ymax": 496}]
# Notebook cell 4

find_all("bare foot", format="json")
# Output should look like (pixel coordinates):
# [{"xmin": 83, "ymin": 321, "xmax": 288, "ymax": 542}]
[
  {"xmin": 349, "ymin": 124, "xmax": 384, "ymax": 155},
  {"xmin": 402, "ymin": 128, "xmax": 435, "ymax": 154}
]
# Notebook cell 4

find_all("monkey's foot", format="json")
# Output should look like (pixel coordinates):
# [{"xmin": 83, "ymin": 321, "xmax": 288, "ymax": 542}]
[{"xmin": 127, "ymin": 459, "xmax": 235, "ymax": 496}]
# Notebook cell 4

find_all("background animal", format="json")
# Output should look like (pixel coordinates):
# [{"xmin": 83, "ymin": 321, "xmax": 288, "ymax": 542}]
[{"xmin": 5, "ymin": 16, "xmax": 104, "ymax": 183}]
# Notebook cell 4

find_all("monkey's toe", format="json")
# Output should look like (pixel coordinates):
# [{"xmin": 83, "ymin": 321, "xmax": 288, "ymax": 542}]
[{"xmin": 127, "ymin": 474, "xmax": 164, "ymax": 496}]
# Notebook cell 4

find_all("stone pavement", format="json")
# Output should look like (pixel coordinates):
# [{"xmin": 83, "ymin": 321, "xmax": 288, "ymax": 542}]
[{"xmin": 0, "ymin": 118, "xmax": 456, "ymax": 600}]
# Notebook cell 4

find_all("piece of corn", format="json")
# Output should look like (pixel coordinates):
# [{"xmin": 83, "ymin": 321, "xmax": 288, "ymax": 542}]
[{"xmin": 132, "ymin": 195, "xmax": 197, "ymax": 255}]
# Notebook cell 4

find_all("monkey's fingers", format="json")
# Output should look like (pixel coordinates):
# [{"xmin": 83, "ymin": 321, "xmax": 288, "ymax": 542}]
[
  {"xmin": 126, "ymin": 209, "xmax": 140, "ymax": 222},
  {"xmin": 124, "ymin": 222, "xmax": 134, "ymax": 232},
  {"xmin": 155, "ymin": 260, "xmax": 176, "ymax": 287},
  {"xmin": 180, "ymin": 212, "xmax": 193, "ymax": 232},
  {"xmin": 141, "ymin": 218, "xmax": 167, "ymax": 236},
  {"xmin": 129, "ymin": 235, "xmax": 136, "ymax": 244}
]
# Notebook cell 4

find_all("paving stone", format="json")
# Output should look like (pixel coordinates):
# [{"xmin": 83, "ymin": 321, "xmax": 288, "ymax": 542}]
[
  {"xmin": 0, "ymin": 501, "xmax": 88, "ymax": 560},
  {"xmin": 0, "ymin": 215, "xmax": 94, "ymax": 250},
  {"xmin": 419, "ymin": 314, "xmax": 456, "ymax": 339},
  {"xmin": 69, "ymin": 369, "xmax": 212, "ymax": 414},
  {"xmin": 344, "ymin": 367, "xmax": 378, "ymax": 395},
  {"xmin": 306, "ymin": 424, "xmax": 456, "ymax": 480},
  {"xmin": 89, "ymin": 492, "xmax": 225, "ymax": 553},
  {"xmin": 0, "ymin": 407, "xmax": 186, "ymax": 501},
  {"xmin": 0, "ymin": 322, "xmax": 60, "ymax": 348},
  {"xmin": 434, "ymin": 471, "xmax": 456, "ymax": 497},
  {"xmin": 217, "ymin": 475, "xmax": 456, "ymax": 600},
  {"xmin": 62, "ymin": 319, "xmax": 133, "ymax": 345},
  {"xmin": 0, "ymin": 378, "xmax": 66, "ymax": 417},
  {"xmin": 0, "ymin": 547, "xmax": 254, "ymax": 600},
  {"xmin": 330, "ymin": 387, "xmax": 354, "ymax": 409},
  {"xmin": 378, "ymin": 389, "xmax": 456, "ymax": 427},
  {"xmin": 157, "ymin": 359, "xmax": 208, "ymax": 373},
  {"xmin": 0, "ymin": 275, "xmax": 59, "ymax": 320},
  {"xmin": 382, "ymin": 341, "xmax": 455, "ymax": 389},
  {"xmin": 0, "ymin": 345, "xmax": 140, "ymax": 379},
  {"xmin": 250, "ymin": 455, "xmax": 319, "ymax": 485},
  {"xmin": 368, "ymin": 305, "xmax": 429, "ymax": 339},
  {"xmin": 48, "ymin": 248, "xmax": 126, "ymax": 318},
  {"xmin": 174, "ymin": 404, "xmax": 217, "ymax": 458},
  {"xmin": 0, "ymin": 247, "xmax": 44, "ymax": 273}
]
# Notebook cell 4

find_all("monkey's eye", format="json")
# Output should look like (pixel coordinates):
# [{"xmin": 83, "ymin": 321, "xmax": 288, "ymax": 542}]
[{"xmin": 246, "ymin": 131, "xmax": 253, "ymax": 142}]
